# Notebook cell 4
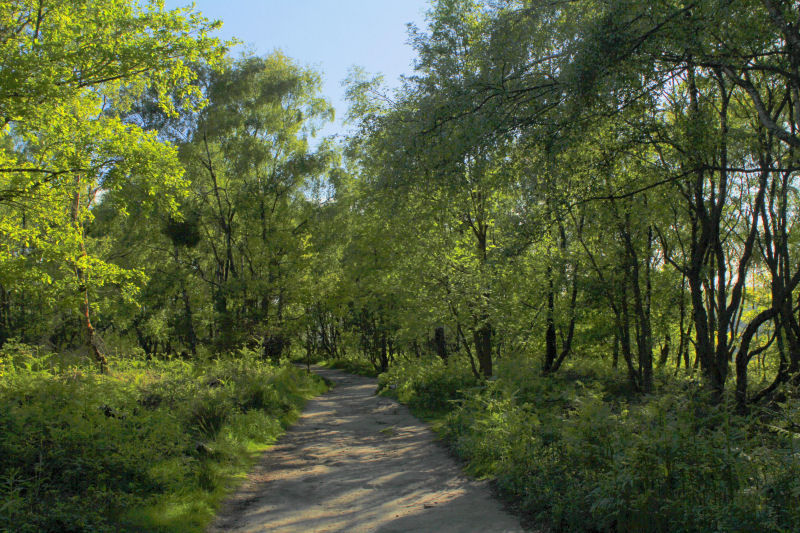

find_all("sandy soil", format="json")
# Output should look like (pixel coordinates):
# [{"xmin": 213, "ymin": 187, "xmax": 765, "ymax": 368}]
[{"xmin": 208, "ymin": 366, "xmax": 528, "ymax": 533}]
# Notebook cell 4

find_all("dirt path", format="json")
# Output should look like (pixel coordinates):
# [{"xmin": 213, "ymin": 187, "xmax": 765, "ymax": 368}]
[{"xmin": 209, "ymin": 366, "xmax": 527, "ymax": 533}]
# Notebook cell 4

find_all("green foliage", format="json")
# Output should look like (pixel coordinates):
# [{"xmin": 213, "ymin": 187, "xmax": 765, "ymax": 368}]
[
  {"xmin": 0, "ymin": 343, "xmax": 327, "ymax": 532},
  {"xmin": 378, "ymin": 355, "xmax": 478, "ymax": 416},
  {"xmin": 375, "ymin": 354, "xmax": 800, "ymax": 531},
  {"xmin": 321, "ymin": 357, "xmax": 383, "ymax": 378},
  {"xmin": 329, "ymin": 7, "xmax": 800, "ymax": 530},
  {"xmin": 386, "ymin": 354, "xmax": 800, "ymax": 532},
  {"xmin": 0, "ymin": 0, "xmax": 228, "ymax": 351}
]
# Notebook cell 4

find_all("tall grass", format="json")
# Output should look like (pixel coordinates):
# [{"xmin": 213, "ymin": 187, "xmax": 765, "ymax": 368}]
[
  {"xmin": 0, "ymin": 341, "xmax": 327, "ymax": 532},
  {"xmin": 379, "ymin": 354, "xmax": 800, "ymax": 532}
]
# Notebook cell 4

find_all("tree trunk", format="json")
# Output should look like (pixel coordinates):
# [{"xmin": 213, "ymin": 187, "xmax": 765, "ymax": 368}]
[
  {"xmin": 620, "ymin": 285, "xmax": 639, "ymax": 391},
  {"xmin": 620, "ymin": 212, "xmax": 653, "ymax": 392},
  {"xmin": 174, "ymin": 246, "xmax": 197, "ymax": 356},
  {"xmin": 379, "ymin": 333, "xmax": 389, "ymax": 373},
  {"xmin": 543, "ymin": 265, "xmax": 557, "ymax": 373},
  {"xmin": 72, "ymin": 189, "xmax": 107, "ymax": 371},
  {"xmin": 434, "ymin": 326, "xmax": 448, "ymax": 362},
  {"xmin": 659, "ymin": 332, "xmax": 671, "ymax": 367},
  {"xmin": 0, "ymin": 283, "xmax": 9, "ymax": 345},
  {"xmin": 473, "ymin": 322, "xmax": 493, "ymax": 378}
]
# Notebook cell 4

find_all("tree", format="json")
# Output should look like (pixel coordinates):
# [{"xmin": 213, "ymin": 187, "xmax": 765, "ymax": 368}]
[
  {"xmin": 0, "ymin": 0, "xmax": 226, "ymax": 367},
  {"xmin": 178, "ymin": 53, "xmax": 334, "ymax": 354}
]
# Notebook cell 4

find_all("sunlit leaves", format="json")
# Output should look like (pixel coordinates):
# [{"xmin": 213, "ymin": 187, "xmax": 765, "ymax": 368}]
[{"xmin": 0, "ymin": 0, "xmax": 227, "ymax": 347}]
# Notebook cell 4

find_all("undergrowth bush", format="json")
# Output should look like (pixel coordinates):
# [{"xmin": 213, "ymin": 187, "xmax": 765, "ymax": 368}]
[
  {"xmin": 0, "ymin": 342, "xmax": 327, "ymax": 532},
  {"xmin": 378, "ymin": 355, "xmax": 477, "ymax": 415},
  {"xmin": 381, "ymin": 353, "xmax": 800, "ymax": 532},
  {"xmin": 322, "ymin": 356, "xmax": 382, "ymax": 377}
]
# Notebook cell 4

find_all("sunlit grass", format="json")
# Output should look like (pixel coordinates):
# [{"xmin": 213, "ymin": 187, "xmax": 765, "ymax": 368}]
[
  {"xmin": 0, "ymin": 343, "xmax": 329, "ymax": 532},
  {"xmin": 124, "ymin": 440, "xmax": 275, "ymax": 532},
  {"xmin": 318, "ymin": 356, "xmax": 382, "ymax": 377},
  {"xmin": 378, "ymin": 352, "xmax": 800, "ymax": 532}
]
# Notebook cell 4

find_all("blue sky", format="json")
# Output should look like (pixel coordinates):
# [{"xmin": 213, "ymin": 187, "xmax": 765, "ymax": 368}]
[{"xmin": 164, "ymin": 0, "xmax": 430, "ymax": 140}]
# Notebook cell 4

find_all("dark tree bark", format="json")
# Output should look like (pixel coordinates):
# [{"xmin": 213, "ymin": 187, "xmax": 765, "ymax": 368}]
[
  {"xmin": 434, "ymin": 326, "xmax": 448, "ymax": 362},
  {"xmin": 473, "ymin": 322, "xmax": 493, "ymax": 378},
  {"xmin": 543, "ymin": 264, "xmax": 558, "ymax": 372}
]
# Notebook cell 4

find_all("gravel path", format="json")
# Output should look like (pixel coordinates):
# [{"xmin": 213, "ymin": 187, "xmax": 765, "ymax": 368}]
[{"xmin": 208, "ymin": 366, "xmax": 527, "ymax": 533}]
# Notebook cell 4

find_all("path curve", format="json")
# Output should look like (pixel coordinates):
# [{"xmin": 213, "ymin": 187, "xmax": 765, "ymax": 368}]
[{"xmin": 209, "ymin": 366, "xmax": 527, "ymax": 533}]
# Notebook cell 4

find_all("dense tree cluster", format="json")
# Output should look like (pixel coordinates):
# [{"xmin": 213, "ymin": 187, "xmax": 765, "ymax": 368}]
[
  {"xmin": 326, "ymin": 0, "xmax": 800, "ymax": 413},
  {"xmin": 3, "ymin": 0, "xmax": 800, "ymax": 411},
  {"xmin": 0, "ymin": 1, "xmax": 336, "ymax": 369}
]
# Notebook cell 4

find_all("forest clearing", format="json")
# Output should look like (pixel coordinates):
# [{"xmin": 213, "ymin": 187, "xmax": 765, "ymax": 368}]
[{"xmin": 3, "ymin": 0, "xmax": 800, "ymax": 531}]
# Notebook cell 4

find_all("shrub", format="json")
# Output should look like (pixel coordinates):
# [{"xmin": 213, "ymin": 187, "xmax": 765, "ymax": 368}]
[
  {"xmin": 385, "ymin": 353, "xmax": 800, "ymax": 532},
  {"xmin": 189, "ymin": 390, "xmax": 232, "ymax": 439},
  {"xmin": 378, "ymin": 355, "xmax": 477, "ymax": 415},
  {"xmin": 325, "ymin": 356, "xmax": 383, "ymax": 377},
  {"xmin": 0, "ymin": 343, "xmax": 328, "ymax": 532}
]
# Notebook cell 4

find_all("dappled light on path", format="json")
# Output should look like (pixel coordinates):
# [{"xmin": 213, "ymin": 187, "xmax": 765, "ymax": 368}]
[{"xmin": 209, "ymin": 368, "xmax": 525, "ymax": 532}]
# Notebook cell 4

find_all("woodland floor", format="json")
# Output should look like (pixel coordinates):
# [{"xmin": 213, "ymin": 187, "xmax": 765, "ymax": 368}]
[{"xmin": 208, "ymin": 366, "xmax": 528, "ymax": 533}]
